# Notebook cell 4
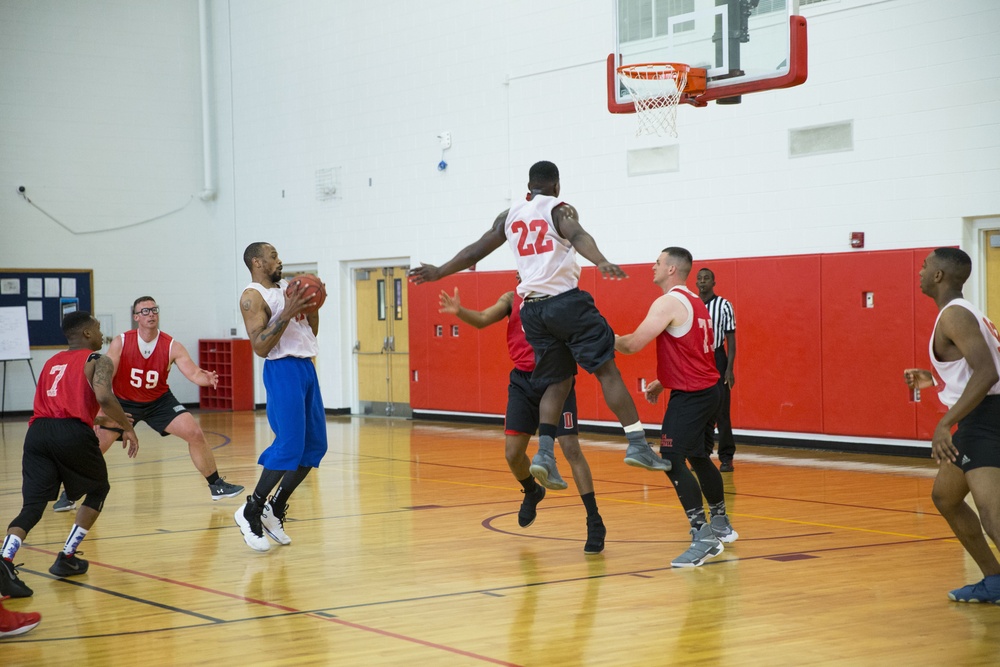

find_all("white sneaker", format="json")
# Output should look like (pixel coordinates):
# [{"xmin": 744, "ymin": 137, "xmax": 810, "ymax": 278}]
[
  {"xmin": 261, "ymin": 500, "xmax": 291, "ymax": 545},
  {"xmin": 234, "ymin": 499, "xmax": 270, "ymax": 552}
]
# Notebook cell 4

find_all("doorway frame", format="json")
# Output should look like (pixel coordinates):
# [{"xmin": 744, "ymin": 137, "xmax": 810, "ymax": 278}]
[
  {"xmin": 341, "ymin": 256, "xmax": 411, "ymax": 415},
  {"xmin": 964, "ymin": 216, "xmax": 1000, "ymax": 311}
]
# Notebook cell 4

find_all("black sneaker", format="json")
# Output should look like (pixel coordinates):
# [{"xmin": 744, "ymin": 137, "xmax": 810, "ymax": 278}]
[
  {"xmin": 209, "ymin": 478, "xmax": 245, "ymax": 501},
  {"xmin": 719, "ymin": 458, "xmax": 734, "ymax": 473},
  {"xmin": 517, "ymin": 485, "xmax": 546, "ymax": 528},
  {"xmin": 0, "ymin": 559, "xmax": 33, "ymax": 598},
  {"xmin": 584, "ymin": 515, "xmax": 607, "ymax": 554},
  {"xmin": 49, "ymin": 551, "xmax": 89, "ymax": 578}
]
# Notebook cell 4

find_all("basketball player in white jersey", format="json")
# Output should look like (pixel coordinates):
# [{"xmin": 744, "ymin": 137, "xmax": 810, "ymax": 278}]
[
  {"xmin": 615, "ymin": 248, "xmax": 737, "ymax": 567},
  {"xmin": 236, "ymin": 242, "xmax": 327, "ymax": 552},
  {"xmin": 409, "ymin": 161, "xmax": 669, "ymax": 492},
  {"xmin": 904, "ymin": 247, "xmax": 1000, "ymax": 603}
]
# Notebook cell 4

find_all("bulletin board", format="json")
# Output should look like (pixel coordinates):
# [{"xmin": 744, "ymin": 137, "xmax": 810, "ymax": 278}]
[{"xmin": 0, "ymin": 269, "xmax": 94, "ymax": 348}]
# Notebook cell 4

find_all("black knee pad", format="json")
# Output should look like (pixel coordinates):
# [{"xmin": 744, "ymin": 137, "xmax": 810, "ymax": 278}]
[
  {"xmin": 9, "ymin": 502, "xmax": 46, "ymax": 534},
  {"xmin": 81, "ymin": 481, "xmax": 110, "ymax": 512}
]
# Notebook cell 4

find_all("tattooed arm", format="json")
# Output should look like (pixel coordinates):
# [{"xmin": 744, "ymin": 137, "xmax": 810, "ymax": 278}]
[
  {"xmin": 87, "ymin": 354, "xmax": 139, "ymax": 458},
  {"xmin": 240, "ymin": 287, "xmax": 314, "ymax": 358}
]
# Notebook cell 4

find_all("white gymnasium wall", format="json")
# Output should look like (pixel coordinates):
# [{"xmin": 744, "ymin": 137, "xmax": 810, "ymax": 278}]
[
  {"xmin": 0, "ymin": 0, "xmax": 234, "ymax": 411},
  {"xmin": 3, "ymin": 0, "xmax": 998, "ymax": 417}
]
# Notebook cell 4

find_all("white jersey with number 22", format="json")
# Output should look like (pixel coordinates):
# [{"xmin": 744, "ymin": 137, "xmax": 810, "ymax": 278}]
[{"xmin": 504, "ymin": 194, "xmax": 580, "ymax": 299}]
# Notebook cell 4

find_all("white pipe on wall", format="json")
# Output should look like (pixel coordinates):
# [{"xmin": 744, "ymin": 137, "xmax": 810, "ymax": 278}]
[{"xmin": 198, "ymin": 0, "xmax": 216, "ymax": 201}]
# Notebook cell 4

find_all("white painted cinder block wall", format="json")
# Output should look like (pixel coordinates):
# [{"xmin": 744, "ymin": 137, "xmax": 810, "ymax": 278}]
[{"xmin": 3, "ymin": 0, "xmax": 998, "ymax": 418}]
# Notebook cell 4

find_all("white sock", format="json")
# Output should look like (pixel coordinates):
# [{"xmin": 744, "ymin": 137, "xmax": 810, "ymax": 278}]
[
  {"xmin": 63, "ymin": 525, "xmax": 88, "ymax": 555},
  {"xmin": 2, "ymin": 534, "xmax": 22, "ymax": 561},
  {"xmin": 623, "ymin": 421, "xmax": 644, "ymax": 433}
]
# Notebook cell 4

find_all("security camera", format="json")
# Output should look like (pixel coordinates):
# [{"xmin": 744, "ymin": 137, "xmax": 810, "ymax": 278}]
[{"xmin": 18, "ymin": 186, "xmax": 25, "ymax": 193}]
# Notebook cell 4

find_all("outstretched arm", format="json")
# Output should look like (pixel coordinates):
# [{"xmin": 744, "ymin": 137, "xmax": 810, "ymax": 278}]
[
  {"xmin": 439, "ymin": 288, "xmax": 513, "ymax": 329},
  {"xmin": 552, "ymin": 204, "xmax": 627, "ymax": 280},
  {"xmin": 172, "ymin": 340, "xmax": 219, "ymax": 389},
  {"xmin": 408, "ymin": 211, "xmax": 508, "ymax": 284}
]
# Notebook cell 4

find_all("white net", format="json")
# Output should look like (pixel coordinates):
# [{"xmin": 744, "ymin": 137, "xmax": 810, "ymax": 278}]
[{"xmin": 617, "ymin": 64, "xmax": 688, "ymax": 138}]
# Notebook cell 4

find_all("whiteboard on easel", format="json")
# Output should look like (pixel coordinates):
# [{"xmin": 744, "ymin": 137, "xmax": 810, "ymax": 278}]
[{"xmin": 0, "ymin": 306, "xmax": 31, "ymax": 361}]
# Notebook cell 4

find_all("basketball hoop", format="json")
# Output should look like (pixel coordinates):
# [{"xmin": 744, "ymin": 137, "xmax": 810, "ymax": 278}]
[{"xmin": 616, "ymin": 63, "xmax": 690, "ymax": 138}]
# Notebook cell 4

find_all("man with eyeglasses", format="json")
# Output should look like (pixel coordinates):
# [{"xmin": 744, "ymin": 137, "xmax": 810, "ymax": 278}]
[{"xmin": 52, "ymin": 296, "xmax": 243, "ymax": 511}]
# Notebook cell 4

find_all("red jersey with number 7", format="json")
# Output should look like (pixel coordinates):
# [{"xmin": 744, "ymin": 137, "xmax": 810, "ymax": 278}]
[
  {"xmin": 655, "ymin": 286, "xmax": 720, "ymax": 392},
  {"xmin": 113, "ymin": 330, "xmax": 173, "ymax": 402},
  {"xmin": 505, "ymin": 194, "xmax": 581, "ymax": 299},
  {"xmin": 31, "ymin": 349, "xmax": 100, "ymax": 426}
]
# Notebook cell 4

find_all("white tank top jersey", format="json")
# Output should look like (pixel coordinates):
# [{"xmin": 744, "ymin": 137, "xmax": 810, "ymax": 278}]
[
  {"xmin": 504, "ymin": 194, "xmax": 581, "ymax": 298},
  {"xmin": 930, "ymin": 298, "xmax": 1000, "ymax": 407},
  {"xmin": 244, "ymin": 280, "xmax": 319, "ymax": 360}
]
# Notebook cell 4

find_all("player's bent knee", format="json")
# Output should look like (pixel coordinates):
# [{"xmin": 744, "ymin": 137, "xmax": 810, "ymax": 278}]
[
  {"xmin": 81, "ymin": 482, "xmax": 111, "ymax": 511},
  {"xmin": 660, "ymin": 451, "xmax": 688, "ymax": 480},
  {"xmin": 10, "ymin": 502, "xmax": 47, "ymax": 534}
]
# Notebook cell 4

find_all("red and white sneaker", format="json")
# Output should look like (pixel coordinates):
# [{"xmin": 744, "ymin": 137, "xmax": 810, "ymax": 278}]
[{"xmin": 0, "ymin": 596, "xmax": 41, "ymax": 638}]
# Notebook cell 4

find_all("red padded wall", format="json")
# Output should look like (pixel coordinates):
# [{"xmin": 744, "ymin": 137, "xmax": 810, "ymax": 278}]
[
  {"xmin": 733, "ymin": 255, "xmax": 824, "ymax": 432},
  {"xmin": 820, "ymin": 251, "xmax": 916, "ymax": 438},
  {"xmin": 407, "ymin": 247, "xmax": 954, "ymax": 445},
  {"xmin": 410, "ymin": 272, "xmax": 482, "ymax": 412}
]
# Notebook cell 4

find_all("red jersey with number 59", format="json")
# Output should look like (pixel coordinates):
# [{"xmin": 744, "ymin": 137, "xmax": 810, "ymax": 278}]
[
  {"xmin": 31, "ymin": 349, "xmax": 100, "ymax": 426},
  {"xmin": 505, "ymin": 194, "xmax": 580, "ymax": 299},
  {"xmin": 655, "ymin": 287, "xmax": 720, "ymax": 392},
  {"xmin": 113, "ymin": 330, "xmax": 173, "ymax": 402}
]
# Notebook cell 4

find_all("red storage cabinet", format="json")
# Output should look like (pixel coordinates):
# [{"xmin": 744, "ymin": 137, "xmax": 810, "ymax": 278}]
[{"xmin": 198, "ymin": 339, "xmax": 254, "ymax": 411}]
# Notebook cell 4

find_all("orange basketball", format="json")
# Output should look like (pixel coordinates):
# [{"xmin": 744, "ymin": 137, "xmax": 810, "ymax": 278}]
[{"xmin": 286, "ymin": 274, "xmax": 326, "ymax": 314}]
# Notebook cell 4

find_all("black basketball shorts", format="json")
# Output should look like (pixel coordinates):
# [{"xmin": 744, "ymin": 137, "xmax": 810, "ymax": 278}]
[
  {"xmin": 519, "ymin": 288, "xmax": 616, "ymax": 388},
  {"xmin": 953, "ymin": 394, "xmax": 1000, "ymax": 472},
  {"xmin": 505, "ymin": 368, "xmax": 578, "ymax": 436},
  {"xmin": 659, "ymin": 384, "xmax": 722, "ymax": 459},
  {"xmin": 22, "ymin": 418, "xmax": 109, "ymax": 504}
]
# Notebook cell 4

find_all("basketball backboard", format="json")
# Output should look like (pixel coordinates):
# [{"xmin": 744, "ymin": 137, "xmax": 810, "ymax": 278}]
[{"xmin": 609, "ymin": 0, "xmax": 807, "ymax": 109}]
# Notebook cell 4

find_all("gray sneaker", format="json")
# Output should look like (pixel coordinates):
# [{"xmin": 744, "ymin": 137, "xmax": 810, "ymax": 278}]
[
  {"xmin": 209, "ymin": 478, "xmax": 245, "ymax": 501},
  {"xmin": 671, "ymin": 523, "xmax": 724, "ymax": 567},
  {"xmin": 529, "ymin": 451, "xmax": 568, "ymax": 490},
  {"xmin": 709, "ymin": 514, "xmax": 739, "ymax": 543},
  {"xmin": 52, "ymin": 490, "xmax": 76, "ymax": 513},
  {"xmin": 624, "ymin": 442, "xmax": 671, "ymax": 472}
]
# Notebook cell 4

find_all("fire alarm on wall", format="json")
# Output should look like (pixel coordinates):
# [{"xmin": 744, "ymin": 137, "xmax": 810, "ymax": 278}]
[{"xmin": 850, "ymin": 232, "xmax": 865, "ymax": 248}]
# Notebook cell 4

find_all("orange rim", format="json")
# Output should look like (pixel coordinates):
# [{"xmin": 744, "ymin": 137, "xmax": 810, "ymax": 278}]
[{"xmin": 616, "ymin": 62, "xmax": 690, "ymax": 80}]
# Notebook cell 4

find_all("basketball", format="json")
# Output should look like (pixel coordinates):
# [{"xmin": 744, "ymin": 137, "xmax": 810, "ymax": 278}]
[{"xmin": 286, "ymin": 274, "xmax": 326, "ymax": 314}]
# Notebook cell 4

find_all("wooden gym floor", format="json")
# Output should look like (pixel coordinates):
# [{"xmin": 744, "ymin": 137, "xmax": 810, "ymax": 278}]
[{"xmin": 0, "ymin": 412, "xmax": 998, "ymax": 666}]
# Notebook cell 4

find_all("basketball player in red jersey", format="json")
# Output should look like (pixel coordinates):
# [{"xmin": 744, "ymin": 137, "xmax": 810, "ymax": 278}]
[
  {"xmin": 409, "ymin": 161, "xmax": 669, "ymax": 491},
  {"xmin": 615, "ymin": 248, "xmax": 738, "ymax": 567},
  {"xmin": 439, "ymin": 285, "xmax": 606, "ymax": 553},
  {"xmin": 53, "ymin": 296, "xmax": 243, "ymax": 511},
  {"xmin": 1, "ymin": 312, "xmax": 138, "ymax": 598}
]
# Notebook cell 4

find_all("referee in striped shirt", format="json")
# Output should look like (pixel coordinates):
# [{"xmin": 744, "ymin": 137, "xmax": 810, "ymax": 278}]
[{"xmin": 696, "ymin": 268, "xmax": 737, "ymax": 472}]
